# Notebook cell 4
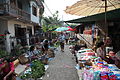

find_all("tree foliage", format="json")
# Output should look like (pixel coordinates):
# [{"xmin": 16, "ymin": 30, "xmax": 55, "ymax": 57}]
[{"xmin": 41, "ymin": 11, "xmax": 63, "ymax": 32}]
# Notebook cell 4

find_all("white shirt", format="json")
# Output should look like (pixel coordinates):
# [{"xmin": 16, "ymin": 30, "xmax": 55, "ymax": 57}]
[{"xmin": 59, "ymin": 34, "xmax": 65, "ymax": 42}]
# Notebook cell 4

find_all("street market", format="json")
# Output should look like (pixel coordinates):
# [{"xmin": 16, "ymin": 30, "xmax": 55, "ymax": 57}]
[{"xmin": 0, "ymin": 0, "xmax": 120, "ymax": 80}]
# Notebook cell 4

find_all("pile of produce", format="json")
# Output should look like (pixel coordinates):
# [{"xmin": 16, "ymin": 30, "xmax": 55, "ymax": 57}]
[{"xmin": 20, "ymin": 60, "xmax": 45, "ymax": 80}]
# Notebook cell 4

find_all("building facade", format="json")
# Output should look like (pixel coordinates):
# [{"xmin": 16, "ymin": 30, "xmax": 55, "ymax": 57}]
[{"xmin": 0, "ymin": 0, "xmax": 44, "ymax": 52}]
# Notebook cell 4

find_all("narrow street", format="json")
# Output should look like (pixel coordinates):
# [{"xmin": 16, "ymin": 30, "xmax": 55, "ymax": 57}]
[
  {"xmin": 42, "ymin": 45, "xmax": 79, "ymax": 80},
  {"xmin": 0, "ymin": 0, "xmax": 120, "ymax": 80}
]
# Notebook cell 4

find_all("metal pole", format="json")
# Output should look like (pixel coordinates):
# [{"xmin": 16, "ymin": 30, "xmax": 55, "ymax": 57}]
[{"xmin": 105, "ymin": 0, "xmax": 107, "ymax": 37}]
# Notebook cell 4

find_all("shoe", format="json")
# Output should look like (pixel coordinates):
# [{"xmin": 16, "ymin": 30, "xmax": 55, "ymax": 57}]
[{"xmin": 61, "ymin": 50, "xmax": 64, "ymax": 52}]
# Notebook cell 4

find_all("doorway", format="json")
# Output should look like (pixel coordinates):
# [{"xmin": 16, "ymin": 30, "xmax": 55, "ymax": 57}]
[{"xmin": 15, "ymin": 24, "xmax": 27, "ymax": 46}]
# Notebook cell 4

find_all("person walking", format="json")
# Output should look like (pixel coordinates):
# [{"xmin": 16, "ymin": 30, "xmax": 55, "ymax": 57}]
[
  {"xmin": 65, "ymin": 33, "xmax": 69, "ymax": 44},
  {"xmin": 58, "ymin": 32, "xmax": 65, "ymax": 52}
]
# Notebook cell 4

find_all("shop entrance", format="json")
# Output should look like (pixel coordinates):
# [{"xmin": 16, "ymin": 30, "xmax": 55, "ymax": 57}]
[{"xmin": 15, "ymin": 24, "xmax": 27, "ymax": 46}]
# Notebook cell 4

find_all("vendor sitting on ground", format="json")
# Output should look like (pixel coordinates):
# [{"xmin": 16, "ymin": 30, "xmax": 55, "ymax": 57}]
[
  {"xmin": 104, "ymin": 37, "xmax": 113, "ymax": 55},
  {"xmin": 96, "ymin": 41, "xmax": 106, "ymax": 60},
  {"xmin": 42, "ymin": 39, "xmax": 49, "ymax": 54},
  {"xmin": 106, "ymin": 50, "xmax": 120, "ymax": 69},
  {"xmin": 0, "ymin": 58, "xmax": 15, "ymax": 80},
  {"xmin": 27, "ymin": 46, "xmax": 38, "ymax": 61},
  {"xmin": 106, "ymin": 51, "xmax": 116, "ymax": 64}
]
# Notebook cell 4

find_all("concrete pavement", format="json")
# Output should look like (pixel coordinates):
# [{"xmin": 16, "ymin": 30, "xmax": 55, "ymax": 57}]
[{"xmin": 42, "ymin": 45, "xmax": 79, "ymax": 80}]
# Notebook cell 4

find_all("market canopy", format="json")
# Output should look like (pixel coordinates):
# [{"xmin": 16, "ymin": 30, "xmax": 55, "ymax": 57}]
[
  {"xmin": 65, "ymin": 0, "xmax": 120, "ymax": 16},
  {"xmin": 65, "ymin": 8, "xmax": 120, "ymax": 23}
]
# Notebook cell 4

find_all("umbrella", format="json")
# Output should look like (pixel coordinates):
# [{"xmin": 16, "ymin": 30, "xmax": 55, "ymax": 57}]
[
  {"xmin": 65, "ymin": 0, "xmax": 120, "ymax": 16},
  {"xmin": 67, "ymin": 26, "xmax": 76, "ymax": 31},
  {"xmin": 66, "ymin": 31, "xmax": 71, "ymax": 33},
  {"xmin": 55, "ymin": 27, "xmax": 69, "ymax": 32},
  {"xmin": 48, "ymin": 28, "xmax": 57, "ymax": 32}
]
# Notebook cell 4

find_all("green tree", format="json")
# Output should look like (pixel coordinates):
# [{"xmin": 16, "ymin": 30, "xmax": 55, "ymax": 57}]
[{"xmin": 41, "ymin": 11, "xmax": 63, "ymax": 32}]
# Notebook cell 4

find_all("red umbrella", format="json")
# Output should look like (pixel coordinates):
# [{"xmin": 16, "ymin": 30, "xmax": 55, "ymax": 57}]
[{"xmin": 67, "ymin": 26, "xmax": 76, "ymax": 31}]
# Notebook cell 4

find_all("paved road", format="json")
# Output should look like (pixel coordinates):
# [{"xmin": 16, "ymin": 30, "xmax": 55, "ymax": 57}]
[{"xmin": 42, "ymin": 45, "xmax": 79, "ymax": 80}]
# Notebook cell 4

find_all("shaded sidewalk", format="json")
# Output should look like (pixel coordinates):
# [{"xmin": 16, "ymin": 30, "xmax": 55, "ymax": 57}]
[{"xmin": 42, "ymin": 45, "xmax": 79, "ymax": 80}]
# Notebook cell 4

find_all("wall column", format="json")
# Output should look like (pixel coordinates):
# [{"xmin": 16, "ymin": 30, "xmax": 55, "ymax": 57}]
[
  {"xmin": 5, "ymin": 34, "xmax": 11, "ymax": 53},
  {"xmin": 26, "ymin": 31, "xmax": 30, "ymax": 46}
]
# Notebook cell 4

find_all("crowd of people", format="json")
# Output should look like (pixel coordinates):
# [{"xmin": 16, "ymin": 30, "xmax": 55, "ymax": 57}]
[
  {"xmin": 68, "ymin": 36, "xmax": 120, "ymax": 69},
  {"xmin": 1, "ymin": 32, "xmax": 120, "ymax": 80},
  {"xmin": 25, "ymin": 32, "xmax": 74, "ymax": 65},
  {"xmin": 0, "ymin": 32, "xmax": 72, "ymax": 80}
]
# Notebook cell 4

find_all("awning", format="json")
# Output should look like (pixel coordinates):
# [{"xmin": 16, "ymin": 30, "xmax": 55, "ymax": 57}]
[{"xmin": 65, "ymin": 8, "xmax": 120, "ymax": 23}]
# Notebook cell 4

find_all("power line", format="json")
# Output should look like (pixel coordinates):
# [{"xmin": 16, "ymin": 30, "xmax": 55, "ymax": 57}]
[
  {"xmin": 43, "ymin": 2, "xmax": 53, "ymax": 16},
  {"xmin": 44, "ymin": 11, "xmax": 50, "ymax": 17}
]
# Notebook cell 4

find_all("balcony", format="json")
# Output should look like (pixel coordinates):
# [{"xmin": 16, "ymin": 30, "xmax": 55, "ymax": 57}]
[{"xmin": 0, "ymin": 3, "xmax": 30, "ymax": 21}]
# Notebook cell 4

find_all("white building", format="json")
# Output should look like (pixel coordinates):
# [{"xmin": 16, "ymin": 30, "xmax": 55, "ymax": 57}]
[{"xmin": 0, "ymin": 0, "xmax": 44, "ymax": 52}]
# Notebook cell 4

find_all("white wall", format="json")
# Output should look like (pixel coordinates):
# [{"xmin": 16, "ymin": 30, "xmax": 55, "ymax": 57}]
[
  {"xmin": 8, "ymin": 20, "xmax": 34, "ymax": 36},
  {"xmin": 7, "ymin": 20, "xmax": 34, "ymax": 52},
  {"xmin": 0, "ymin": 19, "xmax": 8, "ymax": 52},
  {"xmin": 30, "ymin": 1, "xmax": 40, "ymax": 24},
  {"xmin": 0, "ymin": 19, "xmax": 8, "ymax": 34}
]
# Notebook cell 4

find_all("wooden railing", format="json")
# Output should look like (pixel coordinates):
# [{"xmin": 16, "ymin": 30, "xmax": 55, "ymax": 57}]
[{"xmin": 0, "ymin": 3, "xmax": 30, "ymax": 21}]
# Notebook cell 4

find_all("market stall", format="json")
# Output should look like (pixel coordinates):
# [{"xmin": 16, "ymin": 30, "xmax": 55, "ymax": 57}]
[{"xmin": 76, "ymin": 48, "xmax": 120, "ymax": 80}]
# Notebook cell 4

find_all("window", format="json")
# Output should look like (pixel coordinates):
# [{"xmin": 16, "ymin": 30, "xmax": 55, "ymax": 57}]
[
  {"xmin": 14, "ymin": 24, "xmax": 27, "ymax": 46},
  {"xmin": 14, "ymin": 24, "xmax": 21, "ymax": 37},
  {"xmin": 17, "ymin": 1, "xmax": 22, "ymax": 9},
  {"xmin": 27, "ymin": 26, "xmax": 32, "ymax": 37},
  {"xmin": 32, "ymin": 6, "xmax": 37, "ymax": 16},
  {"xmin": 10, "ymin": 0, "xmax": 16, "ymax": 6}
]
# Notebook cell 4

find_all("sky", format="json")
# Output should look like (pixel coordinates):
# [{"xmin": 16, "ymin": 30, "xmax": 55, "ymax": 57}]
[{"xmin": 43, "ymin": 0, "xmax": 81, "ymax": 21}]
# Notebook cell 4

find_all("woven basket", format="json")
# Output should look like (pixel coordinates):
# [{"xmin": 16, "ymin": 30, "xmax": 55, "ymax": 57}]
[{"xmin": 18, "ymin": 54, "xmax": 29, "ymax": 64}]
